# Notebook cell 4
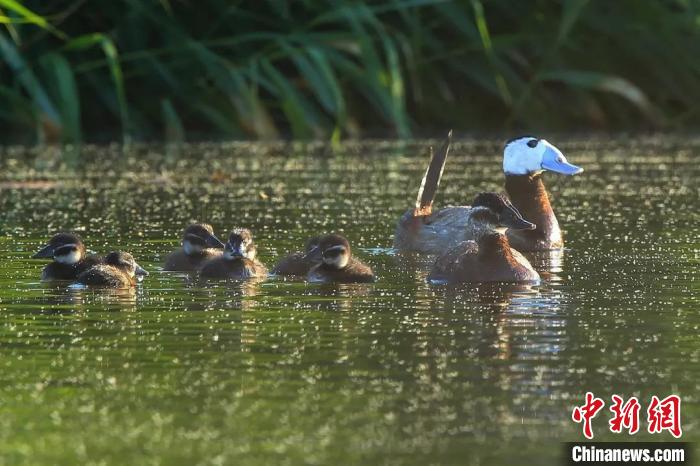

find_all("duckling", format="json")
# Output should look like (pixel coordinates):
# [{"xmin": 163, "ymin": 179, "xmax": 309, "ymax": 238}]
[
  {"xmin": 198, "ymin": 228, "xmax": 268, "ymax": 279},
  {"xmin": 33, "ymin": 232, "xmax": 101, "ymax": 281},
  {"xmin": 308, "ymin": 234, "xmax": 375, "ymax": 283},
  {"xmin": 271, "ymin": 236, "xmax": 322, "ymax": 276},
  {"xmin": 75, "ymin": 251, "xmax": 148, "ymax": 288},
  {"xmin": 163, "ymin": 223, "xmax": 225, "ymax": 271},
  {"xmin": 393, "ymin": 132, "xmax": 583, "ymax": 254},
  {"xmin": 428, "ymin": 194, "xmax": 540, "ymax": 283}
]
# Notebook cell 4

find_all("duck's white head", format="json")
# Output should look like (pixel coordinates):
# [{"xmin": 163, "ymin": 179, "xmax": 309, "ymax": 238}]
[{"xmin": 503, "ymin": 136, "xmax": 583, "ymax": 176}]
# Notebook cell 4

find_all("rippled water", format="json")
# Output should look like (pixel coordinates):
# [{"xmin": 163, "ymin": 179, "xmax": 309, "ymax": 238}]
[{"xmin": 0, "ymin": 139, "xmax": 698, "ymax": 465}]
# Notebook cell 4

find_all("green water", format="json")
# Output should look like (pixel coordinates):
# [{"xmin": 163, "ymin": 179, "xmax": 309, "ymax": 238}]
[{"xmin": 0, "ymin": 139, "xmax": 697, "ymax": 465}]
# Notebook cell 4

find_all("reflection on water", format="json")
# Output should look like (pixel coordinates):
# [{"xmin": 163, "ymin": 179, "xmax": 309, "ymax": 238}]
[{"xmin": 0, "ymin": 139, "xmax": 698, "ymax": 465}]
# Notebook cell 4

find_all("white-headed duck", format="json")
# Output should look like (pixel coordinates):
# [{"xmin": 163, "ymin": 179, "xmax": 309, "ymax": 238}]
[
  {"xmin": 33, "ymin": 232, "xmax": 102, "ymax": 281},
  {"xmin": 75, "ymin": 251, "xmax": 148, "ymax": 288},
  {"xmin": 502, "ymin": 135, "xmax": 582, "ymax": 251},
  {"xmin": 394, "ymin": 132, "xmax": 583, "ymax": 254},
  {"xmin": 198, "ymin": 228, "xmax": 267, "ymax": 279},
  {"xmin": 307, "ymin": 234, "xmax": 375, "ymax": 283},
  {"xmin": 271, "ymin": 236, "xmax": 322, "ymax": 276},
  {"xmin": 163, "ymin": 223, "xmax": 225, "ymax": 271},
  {"xmin": 428, "ymin": 193, "xmax": 539, "ymax": 284}
]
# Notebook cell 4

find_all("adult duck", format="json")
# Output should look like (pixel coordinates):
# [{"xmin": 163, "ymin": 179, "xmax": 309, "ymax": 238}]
[
  {"xmin": 393, "ymin": 132, "xmax": 582, "ymax": 254},
  {"xmin": 427, "ymin": 193, "xmax": 539, "ymax": 284}
]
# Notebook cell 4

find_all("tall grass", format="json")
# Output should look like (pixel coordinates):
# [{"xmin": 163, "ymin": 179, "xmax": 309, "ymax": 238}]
[{"xmin": 1, "ymin": 0, "xmax": 700, "ymax": 144}]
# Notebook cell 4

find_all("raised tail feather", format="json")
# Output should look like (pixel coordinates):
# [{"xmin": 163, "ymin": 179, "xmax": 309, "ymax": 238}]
[{"xmin": 413, "ymin": 130, "xmax": 452, "ymax": 217}]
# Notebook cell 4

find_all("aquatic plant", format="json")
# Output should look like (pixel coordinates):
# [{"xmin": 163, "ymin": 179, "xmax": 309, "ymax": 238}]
[{"xmin": 1, "ymin": 0, "xmax": 699, "ymax": 144}]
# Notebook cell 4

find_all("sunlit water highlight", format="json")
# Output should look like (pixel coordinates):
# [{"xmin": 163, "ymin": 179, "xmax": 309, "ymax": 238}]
[{"xmin": 0, "ymin": 139, "xmax": 698, "ymax": 465}]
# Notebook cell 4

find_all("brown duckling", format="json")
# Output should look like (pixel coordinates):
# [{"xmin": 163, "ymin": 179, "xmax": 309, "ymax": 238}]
[
  {"xmin": 199, "ymin": 228, "xmax": 268, "ymax": 279},
  {"xmin": 33, "ymin": 232, "xmax": 102, "ymax": 281},
  {"xmin": 394, "ymin": 132, "xmax": 583, "ymax": 254},
  {"xmin": 307, "ymin": 234, "xmax": 375, "ymax": 284},
  {"xmin": 75, "ymin": 251, "xmax": 148, "ymax": 288},
  {"xmin": 428, "ymin": 194, "xmax": 540, "ymax": 284},
  {"xmin": 163, "ymin": 223, "xmax": 225, "ymax": 271},
  {"xmin": 271, "ymin": 236, "xmax": 322, "ymax": 276}
]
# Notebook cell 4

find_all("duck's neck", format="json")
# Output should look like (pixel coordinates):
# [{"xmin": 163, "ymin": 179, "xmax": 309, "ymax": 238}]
[
  {"xmin": 477, "ymin": 233, "xmax": 515, "ymax": 262},
  {"xmin": 504, "ymin": 173, "xmax": 562, "ymax": 250}
]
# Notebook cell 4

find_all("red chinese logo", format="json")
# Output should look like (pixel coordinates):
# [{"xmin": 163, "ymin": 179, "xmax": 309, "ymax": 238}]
[
  {"xmin": 572, "ymin": 392, "xmax": 605, "ymax": 439},
  {"xmin": 572, "ymin": 393, "xmax": 682, "ymax": 439},
  {"xmin": 647, "ymin": 395, "xmax": 682, "ymax": 438},
  {"xmin": 609, "ymin": 395, "xmax": 640, "ymax": 434}
]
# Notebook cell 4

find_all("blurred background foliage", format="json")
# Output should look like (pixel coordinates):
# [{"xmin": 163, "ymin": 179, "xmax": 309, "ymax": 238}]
[{"xmin": 1, "ymin": 0, "xmax": 700, "ymax": 144}]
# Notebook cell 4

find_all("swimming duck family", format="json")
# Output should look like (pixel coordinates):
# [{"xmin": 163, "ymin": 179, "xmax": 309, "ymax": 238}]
[
  {"xmin": 30, "ymin": 133, "xmax": 582, "ymax": 287},
  {"xmin": 394, "ymin": 133, "xmax": 583, "ymax": 254}
]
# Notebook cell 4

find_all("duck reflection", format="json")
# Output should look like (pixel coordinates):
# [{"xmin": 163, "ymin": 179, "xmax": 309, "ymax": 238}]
[
  {"xmin": 301, "ymin": 282, "xmax": 374, "ymax": 312},
  {"xmin": 35, "ymin": 281, "xmax": 140, "ymax": 311},
  {"xmin": 523, "ymin": 248, "xmax": 565, "ymax": 281},
  {"xmin": 189, "ymin": 275, "xmax": 262, "ymax": 311},
  {"xmin": 427, "ymin": 280, "xmax": 567, "ymax": 383}
]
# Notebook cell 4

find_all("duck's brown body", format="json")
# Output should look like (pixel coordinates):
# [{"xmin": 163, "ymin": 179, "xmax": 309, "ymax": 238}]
[
  {"xmin": 41, "ymin": 255, "xmax": 102, "ymax": 281},
  {"xmin": 505, "ymin": 174, "xmax": 563, "ymax": 251},
  {"xmin": 75, "ymin": 251, "xmax": 147, "ymax": 289},
  {"xmin": 271, "ymin": 236, "xmax": 322, "ymax": 276},
  {"xmin": 308, "ymin": 258, "xmax": 375, "ymax": 284},
  {"xmin": 199, "ymin": 257, "xmax": 267, "ymax": 279},
  {"xmin": 394, "ymin": 206, "xmax": 485, "ymax": 255},
  {"xmin": 271, "ymin": 252, "xmax": 316, "ymax": 276},
  {"xmin": 76, "ymin": 264, "xmax": 136, "ymax": 288},
  {"xmin": 428, "ymin": 234, "xmax": 539, "ymax": 284},
  {"xmin": 395, "ymin": 175, "xmax": 565, "ymax": 254},
  {"xmin": 163, "ymin": 249, "xmax": 222, "ymax": 272}
]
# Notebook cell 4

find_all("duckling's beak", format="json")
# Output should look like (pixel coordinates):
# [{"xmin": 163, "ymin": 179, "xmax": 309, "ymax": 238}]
[
  {"xmin": 206, "ymin": 233, "xmax": 226, "ymax": 249},
  {"xmin": 135, "ymin": 263, "xmax": 149, "ymax": 277},
  {"xmin": 225, "ymin": 243, "xmax": 244, "ymax": 258},
  {"xmin": 540, "ymin": 141, "xmax": 583, "ymax": 175},
  {"xmin": 33, "ymin": 244, "xmax": 54, "ymax": 259}
]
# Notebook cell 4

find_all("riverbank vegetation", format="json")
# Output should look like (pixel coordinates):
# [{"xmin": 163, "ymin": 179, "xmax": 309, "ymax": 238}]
[{"xmin": 1, "ymin": 0, "xmax": 700, "ymax": 144}]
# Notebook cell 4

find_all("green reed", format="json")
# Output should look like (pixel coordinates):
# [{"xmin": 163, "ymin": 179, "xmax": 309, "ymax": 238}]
[{"xmin": 1, "ymin": 0, "xmax": 700, "ymax": 144}]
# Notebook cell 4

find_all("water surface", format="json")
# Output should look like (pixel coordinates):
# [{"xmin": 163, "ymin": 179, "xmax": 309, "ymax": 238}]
[{"xmin": 0, "ymin": 139, "xmax": 698, "ymax": 465}]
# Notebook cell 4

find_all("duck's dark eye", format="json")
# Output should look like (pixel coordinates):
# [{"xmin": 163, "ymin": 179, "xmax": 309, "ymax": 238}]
[{"xmin": 527, "ymin": 139, "xmax": 538, "ymax": 148}]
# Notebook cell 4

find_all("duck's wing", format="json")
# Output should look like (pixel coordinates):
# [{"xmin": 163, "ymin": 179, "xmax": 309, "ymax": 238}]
[
  {"xmin": 345, "ymin": 258, "xmax": 375, "ymax": 283},
  {"xmin": 77, "ymin": 265, "xmax": 126, "ymax": 287},
  {"xmin": 271, "ymin": 252, "xmax": 307, "ymax": 276},
  {"xmin": 414, "ymin": 130, "xmax": 452, "ymax": 217},
  {"xmin": 431, "ymin": 240, "xmax": 479, "ymax": 276}
]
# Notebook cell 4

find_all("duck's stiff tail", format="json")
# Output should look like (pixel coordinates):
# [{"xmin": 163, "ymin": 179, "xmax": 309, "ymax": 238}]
[{"xmin": 413, "ymin": 130, "xmax": 452, "ymax": 217}]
